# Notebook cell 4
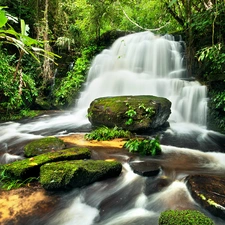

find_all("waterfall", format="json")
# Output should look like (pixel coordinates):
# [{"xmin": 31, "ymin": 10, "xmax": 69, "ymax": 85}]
[{"xmin": 75, "ymin": 31, "xmax": 208, "ymax": 127}]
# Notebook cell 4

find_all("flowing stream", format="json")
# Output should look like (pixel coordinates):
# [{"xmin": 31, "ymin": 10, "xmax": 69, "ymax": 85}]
[{"xmin": 1, "ymin": 31, "xmax": 225, "ymax": 224}]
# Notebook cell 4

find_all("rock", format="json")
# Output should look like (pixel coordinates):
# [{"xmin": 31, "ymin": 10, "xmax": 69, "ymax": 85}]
[
  {"xmin": 40, "ymin": 160, "xmax": 122, "ymax": 190},
  {"xmin": 24, "ymin": 136, "xmax": 65, "ymax": 157},
  {"xmin": 159, "ymin": 209, "xmax": 215, "ymax": 225},
  {"xmin": 144, "ymin": 176, "xmax": 172, "ymax": 196},
  {"xmin": 186, "ymin": 175, "xmax": 225, "ymax": 220},
  {"xmin": 87, "ymin": 95, "xmax": 171, "ymax": 132},
  {"xmin": 2, "ymin": 147, "xmax": 91, "ymax": 179},
  {"xmin": 129, "ymin": 161, "xmax": 161, "ymax": 177}
]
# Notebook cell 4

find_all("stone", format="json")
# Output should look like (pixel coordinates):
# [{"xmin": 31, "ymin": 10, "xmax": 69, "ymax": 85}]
[
  {"xmin": 87, "ymin": 95, "xmax": 171, "ymax": 132},
  {"xmin": 40, "ymin": 160, "xmax": 122, "ymax": 190},
  {"xmin": 24, "ymin": 136, "xmax": 65, "ymax": 157},
  {"xmin": 2, "ymin": 147, "xmax": 91, "ymax": 179},
  {"xmin": 129, "ymin": 161, "xmax": 161, "ymax": 177},
  {"xmin": 186, "ymin": 175, "xmax": 225, "ymax": 220}
]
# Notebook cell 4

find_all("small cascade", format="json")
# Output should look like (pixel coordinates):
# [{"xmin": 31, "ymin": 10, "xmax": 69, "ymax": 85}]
[{"xmin": 75, "ymin": 31, "xmax": 208, "ymax": 127}]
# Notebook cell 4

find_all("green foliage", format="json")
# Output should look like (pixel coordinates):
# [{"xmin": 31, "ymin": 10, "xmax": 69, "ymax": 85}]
[
  {"xmin": 0, "ymin": 168, "xmax": 38, "ymax": 190},
  {"xmin": 123, "ymin": 136, "xmax": 161, "ymax": 156},
  {"xmin": 125, "ymin": 102, "xmax": 155, "ymax": 126},
  {"xmin": 84, "ymin": 126, "xmax": 132, "ymax": 141},
  {"xmin": 197, "ymin": 44, "xmax": 225, "ymax": 78},
  {"xmin": 209, "ymin": 90, "xmax": 225, "ymax": 132},
  {"xmin": 159, "ymin": 209, "xmax": 215, "ymax": 225},
  {"xmin": 53, "ymin": 45, "xmax": 101, "ymax": 108},
  {"xmin": 0, "ymin": 48, "xmax": 37, "ymax": 113}
]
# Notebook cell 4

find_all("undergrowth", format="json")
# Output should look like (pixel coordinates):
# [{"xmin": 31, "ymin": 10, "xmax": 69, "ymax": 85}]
[
  {"xmin": 0, "ymin": 168, "xmax": 38, "ymax": 190},
  {"xmin": 84, "ymin": 126, "xmax": 132, "ymax": 141},
  {"xmin": 123, "ymin": 136, "xmax": 161, "ymax": 156}
]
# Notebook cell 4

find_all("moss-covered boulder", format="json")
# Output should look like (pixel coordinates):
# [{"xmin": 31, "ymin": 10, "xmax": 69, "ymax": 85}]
[
  {"xmin": 159, "ymin": 209, "xmax": 215, "ymax": 225},
  {"xmin": 87, "ymin": 95, "xmax": 171, "ymax": 132},
  {"xmin": 40, "ymin": 160, "xmax": 122, "ymax": 190},
  {"xmin": 24, "ymin": 136, "xmax": 65, "ymax": 157},
  {"xmin": 186, "ymin": 175, "xmax": 225, "ymax": 220},
  {"xmin": 2, "ymin": 147, "xmax": 91, "ymax": 179}
]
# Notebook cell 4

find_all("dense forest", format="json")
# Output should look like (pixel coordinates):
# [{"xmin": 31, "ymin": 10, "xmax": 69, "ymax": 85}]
[{"xmin": 0, "ymin": 0, "xmax": 224, "ymax": 133}]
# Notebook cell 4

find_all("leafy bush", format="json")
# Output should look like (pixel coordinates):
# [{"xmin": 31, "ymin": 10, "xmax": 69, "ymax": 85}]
[
  {"xmin": 197, "ymin": 43, "xmax": 225, "ymax": 79},
  {"xmin": 0, "ymin": 49, "xmax": 38, "ymax": 114},
  {"xmin": 208, "ymin": 89, "xmax": 225, "ymax": 132},
  {"xmin": 84, "ymin": 126, "xmax": 132, "ymax": 141},
  {"xmin": 123, "ymin": 136, "xmax": 161, "ymax": 156},
  {"xmin": 159, "ymin": 209, "xmax": 215, "ymax": 225},
  {"xmin": 53, "ymin": 45, "xmax": 101, "ymax": 108}
]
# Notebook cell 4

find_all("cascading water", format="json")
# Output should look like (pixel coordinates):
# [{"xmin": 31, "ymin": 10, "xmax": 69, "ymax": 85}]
[
  {"xmin": 1, "ymin": 31, "xmax": 225, "ymax": 225},
  {"xmin": 75, "ymin": 31, "xmax": 207, "ymax": 127}
]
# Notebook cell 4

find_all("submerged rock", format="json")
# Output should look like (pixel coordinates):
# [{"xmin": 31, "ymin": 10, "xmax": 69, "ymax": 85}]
[
  {"xmin": 129, "ymin": 161, "xmax": 161, "ymax": 177},
  {"xmin": 40, "ymin": 160, "xmax": 122, "ymax": 190},
  {"xmin": 186, "ymin": 175, "xmax": 225, "ymax": 220},
  {"xmin": 87, "ymin": 95, "xmax": 171, "ymax": 132},
  {"xmin": 2, "ymin": 147, "xmax": 91, "ymax": 179},
  {"xmin": 24, "ymin": 136, "xmax": 65, "ymax": 157},
  {"xmin": 159, "ymin": 209, "xmax": 215, "ymax": 225}
]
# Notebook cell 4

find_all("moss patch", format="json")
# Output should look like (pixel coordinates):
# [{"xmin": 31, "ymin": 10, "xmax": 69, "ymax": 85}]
[
  {"xmin": 40, "ymin": 160, "xmax": 122, "ymax": 190},
  {"xmin": 24, "ymin": 137, "xmax": 65, "ymax": 157},
  {"xmin": 159, "ymin": 209, "xmax": 215, "ymax": 225},
  {"xmin": 2, "ymin": 147, "xmax": 91, "ymax": 179}
]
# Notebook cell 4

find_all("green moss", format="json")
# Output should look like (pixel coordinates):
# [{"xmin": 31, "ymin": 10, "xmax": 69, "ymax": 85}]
[
  {"xmin": 2, "ymin": 147, "xmax": 91, "ymax": 179},
  {"xmin": 24, "ymin": 136, "xmax": 66, "ymax": 157},
  {"xmin": 40, "ymin": 160, "xmax": 122, "ymax": 190},
  {"xmin": 159, "ymin": 210, "xmax": 215, "ymax": 225}
]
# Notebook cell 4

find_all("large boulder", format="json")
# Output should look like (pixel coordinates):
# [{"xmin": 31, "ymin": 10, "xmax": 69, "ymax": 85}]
[
  {"xmin": 2, "ymin": 147, "xmax": 91, "ymax": 179},
  {"xmin": 186, "ymin": 175, "xmax": 225, "ymax": 220},
  {"xmin": 87, "ymin": 95, "xmax": 171, "ymax": 132},
  {"xmin": 40, "ymin": 160, "xmax": 122, "ymax": 190}
]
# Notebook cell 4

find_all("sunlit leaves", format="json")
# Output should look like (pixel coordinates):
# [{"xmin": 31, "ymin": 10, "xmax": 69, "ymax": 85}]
[{"xmin": 0, "ymin": 8, "xmax": 7, "ymax": 27}]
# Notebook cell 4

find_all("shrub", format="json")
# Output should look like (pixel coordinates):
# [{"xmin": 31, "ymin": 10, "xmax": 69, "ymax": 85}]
[
  {"xmin": 159, "ymin": 209, "xmax": 215, "ymax": 225},
  {"xmin": 123, "ymin": 136, "xmax": 161, "ymax": 156},
  {"xmin": 84, "ymin": 126, "xmax": 132, "ymax": 141}
]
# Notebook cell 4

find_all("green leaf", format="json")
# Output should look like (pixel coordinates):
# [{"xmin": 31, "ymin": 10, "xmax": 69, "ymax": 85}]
[
  {"xmin": 168, "ymin": 0, "xmax": 178, "ymax": 7},
  {"xmin": 0, "ymin": 10, "xmax": 8, "ymax": 28}
]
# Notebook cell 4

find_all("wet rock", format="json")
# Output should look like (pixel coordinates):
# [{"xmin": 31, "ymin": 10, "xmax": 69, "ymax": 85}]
[
  {"xmin": 87, "ymin": 95, "xmax": 171, "ymax": 132},
  {"xmin": 40, "ymin": 160, "xmax": 122, "ymax": 190},
  {"xmin": 186, "ymin": 175, "xmax": 225, "ymax": 220},
  {"xmin": 129, "ymin": 161, "xmax": 161, "ymax": 177},
  {"xmin": 144, "ymin": 176, "xmax": 172, "ymax": 196},
  {"xmin": 24, "ymin": 136, "xmax": 65, "ymax": 157},
  {"xmin": 2, "ymin": 147, "xmax": 91, "ymax": 179}
]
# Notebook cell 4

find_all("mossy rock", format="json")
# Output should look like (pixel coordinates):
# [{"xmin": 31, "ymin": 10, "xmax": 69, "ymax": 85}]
[
  {"xmin": 24, "ymin": 136, "xmax": 65, "ymax": 157},
  {"xmin": 2, "ymin": 147, "xmax": 91, "ymax": 179},
  {"xmin": 87, "ymin": 95, "xmax": 171, "ymax": 132},
  {"xmin": 40, "ymin": 160, "xmax": 122, "ymax": 190},
  {"xmin": 159, "ymin": 209, "xmax": 215, "ymax": 225},
  {"xmin": 186, "ymin": 175, "xmax": 225, "ymax": 220}
]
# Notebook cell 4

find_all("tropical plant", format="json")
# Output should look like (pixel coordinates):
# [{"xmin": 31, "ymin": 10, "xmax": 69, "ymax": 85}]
[
  {"xmin": 123, "ymin": 136, "xmax": 161, "ymax": 156},
  {"xmin": 53, "ymin": 45, "xmax": 101, "ymax": 108},
  {"xmin": 0, "ymin": 48, "xmax": 38, "ymax": 114},
  {"xmin": 84, "ymin": 126, "xmax": 132, "ymax": 141}
]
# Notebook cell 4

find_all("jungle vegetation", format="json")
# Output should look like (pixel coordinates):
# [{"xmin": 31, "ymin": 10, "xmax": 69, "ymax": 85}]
[{"xmin": 0, "ymin": 0, "xmax": 224, "ymax": 132}]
